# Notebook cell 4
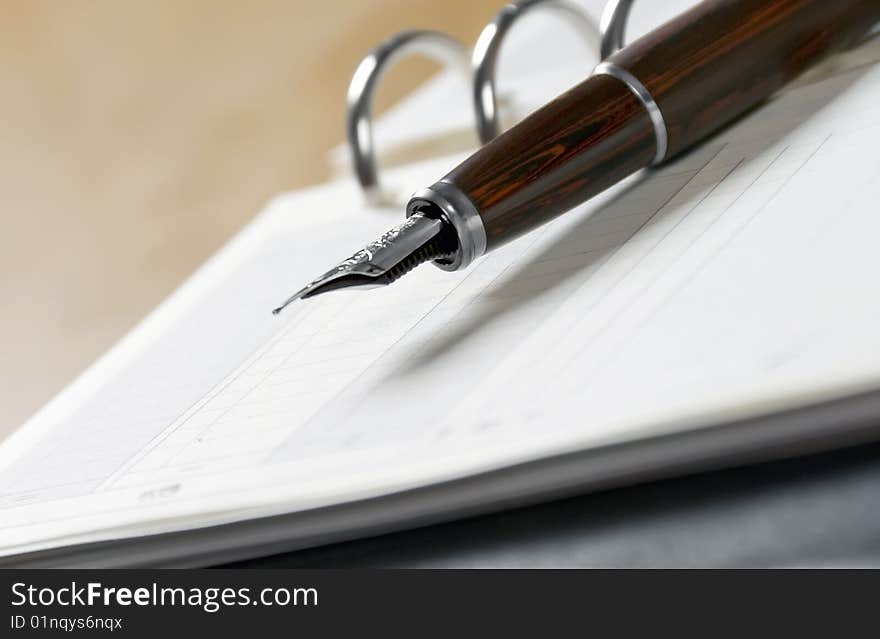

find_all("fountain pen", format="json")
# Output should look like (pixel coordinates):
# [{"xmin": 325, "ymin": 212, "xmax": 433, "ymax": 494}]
[{"xmin": 274, "ymin": 0, "xmax": 880, "ymax": 314}]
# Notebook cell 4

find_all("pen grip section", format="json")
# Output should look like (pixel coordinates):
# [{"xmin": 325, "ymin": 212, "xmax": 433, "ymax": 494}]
[
  {"xmin": 610, "ymin": 0, "xmax": 880, "ymax": 158},
  {"xmin": 442, "ymin": 73, "xmax": 656, "ymax": 250}
]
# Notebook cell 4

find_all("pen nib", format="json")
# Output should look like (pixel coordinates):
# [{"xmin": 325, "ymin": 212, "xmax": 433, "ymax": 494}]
[
  {"xmin": 271, "ymin": 287, "xmax": 313, "ymax": 315},
  {"xmin": 272, "ymin": 212, "xmax": 457, "ymax": 315}
]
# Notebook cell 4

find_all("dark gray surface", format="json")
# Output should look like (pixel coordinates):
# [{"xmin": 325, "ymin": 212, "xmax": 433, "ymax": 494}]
[
  {"xmin": 9, "ymin": 388, "xmax": 880, "ymax": 567},
  {"xmin": 228, "ymin": 442, "xmax": 880, "ymax": 567}
]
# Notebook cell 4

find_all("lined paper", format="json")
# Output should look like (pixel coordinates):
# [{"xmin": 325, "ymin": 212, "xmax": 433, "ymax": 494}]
[{"xmin": 2, "ymin": 38, "xmax": 880, "ymax": 558}]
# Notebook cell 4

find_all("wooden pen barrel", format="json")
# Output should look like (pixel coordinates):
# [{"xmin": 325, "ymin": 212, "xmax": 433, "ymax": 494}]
[
  {"xmin": 438, "ymin": 0, "xmax": 880, "ymax": 250},
  {"xmin": 609, "ymin": 0, "xmax": 880, "ymax": 157}
]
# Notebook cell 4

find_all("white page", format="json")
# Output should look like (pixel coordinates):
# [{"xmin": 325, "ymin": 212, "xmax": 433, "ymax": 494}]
[{"xmin": 2, "ymin": 35, "xmax": 880, "ymax": 558}]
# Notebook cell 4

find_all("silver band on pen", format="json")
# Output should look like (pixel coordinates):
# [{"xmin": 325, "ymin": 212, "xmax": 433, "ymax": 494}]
[{"xmin": 592, "ymin": 61, "xmax": 669, "ymax": 165}]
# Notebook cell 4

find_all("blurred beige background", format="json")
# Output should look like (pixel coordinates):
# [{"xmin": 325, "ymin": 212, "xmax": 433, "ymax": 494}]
[{"xmin": 0, "ymin": 0, "xmax": 499, "ymax": 440}]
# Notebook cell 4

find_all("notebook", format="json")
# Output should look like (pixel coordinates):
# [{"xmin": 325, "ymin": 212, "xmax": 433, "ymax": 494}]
[{"xmin": 2, "ymin": 4, "xmax": 880, "ymax": 567}]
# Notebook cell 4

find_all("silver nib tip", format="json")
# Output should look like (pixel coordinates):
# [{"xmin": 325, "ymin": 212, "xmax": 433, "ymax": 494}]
[
  {"xmin": 271, "ymin": 291, "xmax": 305, "ymax": 315},
  {"xmin": 272, "ymin": 213, "xmax": 456, "ymax": 315},
  {"xmin": 271, "ymin": 284, "xmax": 314, "ymax": 315}
]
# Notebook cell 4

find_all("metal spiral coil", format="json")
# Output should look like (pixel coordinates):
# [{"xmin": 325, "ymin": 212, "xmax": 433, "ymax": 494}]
[{"xmin": 345, "ymin": 0, "xmax": 638, "ymax": 207}]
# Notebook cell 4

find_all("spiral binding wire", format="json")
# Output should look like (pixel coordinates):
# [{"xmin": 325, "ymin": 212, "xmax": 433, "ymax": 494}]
[{"xmin": 346, "ymin": 0, "xmax": 637, "ymax": 206}]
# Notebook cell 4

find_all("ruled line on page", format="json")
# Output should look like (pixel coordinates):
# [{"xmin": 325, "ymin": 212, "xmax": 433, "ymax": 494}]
[{"xmin": 444, "ymin": 130, "xmax": 852, "ymax": 430}]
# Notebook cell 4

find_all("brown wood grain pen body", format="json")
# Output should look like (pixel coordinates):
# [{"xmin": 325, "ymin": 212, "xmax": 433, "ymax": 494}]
[
  {"xmin": 276, "ymin": 0, "xmax": 880, "ymax": 310},
  {"xmin": 440, "ymin": 0, "xmax": 880, "ymax": 250}
]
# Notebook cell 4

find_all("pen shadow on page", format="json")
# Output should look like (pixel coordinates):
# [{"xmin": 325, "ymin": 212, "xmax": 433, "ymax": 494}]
[{"xmin": 391, "ymin": 62, "xmax": 872, "ymax": 377}]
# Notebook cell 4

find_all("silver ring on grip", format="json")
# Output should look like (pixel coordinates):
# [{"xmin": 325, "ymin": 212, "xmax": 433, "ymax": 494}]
[
  {"xmin": 346, "ymin": 30, "xmax": 472, "ymax": 206},
  {"xmin": 346, "ymin": 0, "xmax": 638, "ymax": 202}
]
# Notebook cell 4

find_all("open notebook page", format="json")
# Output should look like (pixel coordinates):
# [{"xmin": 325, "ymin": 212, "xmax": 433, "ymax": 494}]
[{"xmin": 2, "ymin": 38, "xmax": 880, "ymax": 561}]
